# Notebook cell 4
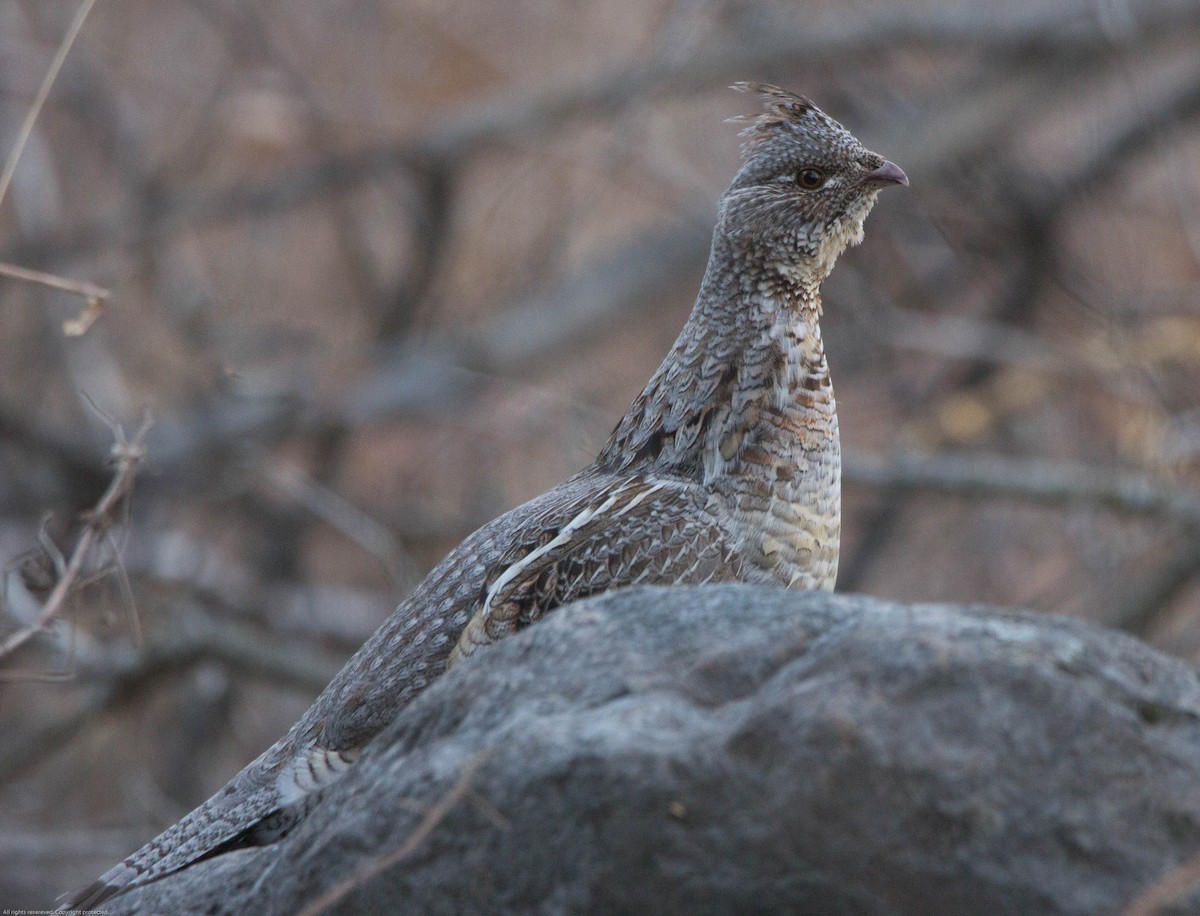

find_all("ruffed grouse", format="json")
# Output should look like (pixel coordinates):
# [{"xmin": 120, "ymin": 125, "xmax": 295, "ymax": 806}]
[{"xmin": 64, "ymin": 83, "xmax": 906, "ymax": 908}]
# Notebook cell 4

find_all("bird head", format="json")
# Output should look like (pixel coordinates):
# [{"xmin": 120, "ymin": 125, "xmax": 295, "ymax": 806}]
[{"xmin": 719, "ymin": 83, "xmax": 907, "ymax": 286}]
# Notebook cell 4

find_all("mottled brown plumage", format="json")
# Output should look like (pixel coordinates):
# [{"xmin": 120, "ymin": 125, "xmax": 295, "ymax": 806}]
[{"xmin": 62, "ymin": 84, "xmax": 905, "ymax": 909}]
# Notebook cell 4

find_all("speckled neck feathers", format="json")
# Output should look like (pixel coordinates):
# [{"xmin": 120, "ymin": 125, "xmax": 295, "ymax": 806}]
[
  {"xmin": 594, "ymin": 220, "xmax": 841, "ymax": 589},
  {"xmin": 596, "ymin": 233, "xmax": 832, "ymax": 477}
]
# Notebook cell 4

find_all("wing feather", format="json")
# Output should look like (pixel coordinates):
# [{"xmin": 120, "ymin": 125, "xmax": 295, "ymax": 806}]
[{"xmin": 451, "ymin": 475, "xmax": 746, "ymax": 662}]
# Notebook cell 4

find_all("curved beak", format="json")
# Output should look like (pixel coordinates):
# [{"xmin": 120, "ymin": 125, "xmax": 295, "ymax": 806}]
[{"xmin": 864, "ymin": 160, "xmax": 908, "ymax": 188}]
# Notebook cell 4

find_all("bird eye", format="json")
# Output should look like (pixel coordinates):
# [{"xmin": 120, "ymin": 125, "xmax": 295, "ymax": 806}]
[{"xmin": 797, "ymin": 168, "xmax": 826, "ymax": 190}]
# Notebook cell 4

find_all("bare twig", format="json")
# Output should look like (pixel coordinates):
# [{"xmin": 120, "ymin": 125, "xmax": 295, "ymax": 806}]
[
  {"xmin": 0, "ymin": 260, "xmax": 110, "ymax": 306},
  {"xmin": 0, "ymin": 0, "xmax": 100, "ymax": 211},
  {"xmin": 340, "ymin": 225, "xmax": 705, "ymax": 424},
  {"xmin": 0, "ymin": 600, "xmax": 343, "ymax": 784},
  {"xmin": 0, "ymin": 0, "xmax": 111, "ymax": 356},
  {"xmin": 260, "ymin": 460, "xmax": 418, "ymax": 590},
  {"xmin": 843, "ymin": 449, "xmax": 1200, "ymax": 526},
  {"xmin": 7, "ymin": 2, "xmax": 1198, "ymax": 273},
  {"xmin": 79, "ymin": 225, "xmax": 698, "ymax": 491},
  {"xmin": 295, "ymin": 752, "xmax": 491, "ymax": 916},
  {"xmin": 62, "ymin": 295, "xmax": 107, "ymax": 336},
  {"xmin": 0, "ymin": 412, "xmax": 152, "ymax": 663}
]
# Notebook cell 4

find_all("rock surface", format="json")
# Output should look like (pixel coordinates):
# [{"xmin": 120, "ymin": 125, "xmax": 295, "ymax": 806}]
[{"xmin": 109, "ymin": 586, "xmax": 1200, "ymax": 915}]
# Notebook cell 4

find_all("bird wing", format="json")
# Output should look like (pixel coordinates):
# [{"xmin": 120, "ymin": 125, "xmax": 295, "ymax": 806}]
[
  {"xmin": 451, "ymin": 473, "xmax": 747, "ymax": 662},
  {"xmin": 60, "ymin": 744, "xmax": 285, "ymax": 909}
]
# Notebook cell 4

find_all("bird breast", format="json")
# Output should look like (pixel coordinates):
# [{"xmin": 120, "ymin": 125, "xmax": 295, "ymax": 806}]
[{"xmin": 703, "ymin": 299, "xmax": 841, "ymax": 590}]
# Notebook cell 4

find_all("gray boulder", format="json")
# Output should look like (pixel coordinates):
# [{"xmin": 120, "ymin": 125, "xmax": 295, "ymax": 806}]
[{"xmin": 110, "ymin": 586, "xmax": 1200, "ymax": 915}]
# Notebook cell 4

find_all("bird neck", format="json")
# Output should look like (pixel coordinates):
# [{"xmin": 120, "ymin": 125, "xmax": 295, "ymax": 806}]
[{"xmin": 594, "ymin": 232, "xmax": 838, "ymax": 487}]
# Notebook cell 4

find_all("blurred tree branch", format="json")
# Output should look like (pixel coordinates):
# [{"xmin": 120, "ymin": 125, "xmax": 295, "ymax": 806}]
[
  {"xmin": 0, "ymin": 0, "xmax": 98, "ymax": 210},
  {"xmin": 0, "ymin": 598, "xmax": 343, "ymax": 784},
  {"xmin": 6, "ymin": 1, "xmax": 1198, "ymax": 270},
  {"xmin": 844, "ymin": 448, "xmax": 1200, "ymax": 525},
  {"xmin": 0, "ymin": 413, "xmax": 150, "ymax": 665}
]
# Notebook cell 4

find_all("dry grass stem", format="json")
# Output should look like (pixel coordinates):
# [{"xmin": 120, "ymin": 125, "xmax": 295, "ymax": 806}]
[
  {"xmin": 0, "ymin": 0, "xmax": 100, "ymax": 211},
  {"xmin": 0, "ymin": 259, "xmax": 110, "ymax": 341},
  {"xmin": 0, "ymin": 412, "xmax": 151, "ymax": 666},
  {"xmin": 0, "ymin": 261, "xmax": 111, "ymax": 311}
]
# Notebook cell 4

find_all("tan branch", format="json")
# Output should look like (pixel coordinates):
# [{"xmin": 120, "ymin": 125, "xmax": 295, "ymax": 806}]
[
  {"xmin": 0, "ymin": 413, "xmax": 152, "ymax": 663},
  {"xmin": 0, "ymin": 261, "xmax": 110, "ymax": 303},
  {"xmin": 0, "ymin": 0, "xmax": 100, "ymax": 211},
  {"xmin": 843, "ymin": 448, "xmax": 1200, "ymax": 526}
]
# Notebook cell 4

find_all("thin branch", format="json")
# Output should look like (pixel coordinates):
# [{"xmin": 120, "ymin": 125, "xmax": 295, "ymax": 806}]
[
  {"xmin": 161, "ymin": 600, "xmax": 344, "ymax": 694},
  {"xmin": 0, "ymin": 603, "xmax": 343, "ymax": 784},
  {"xmin": 0, "ymin": 413, "xmax": 152, "ymax": 663},
  {"xmin": 0, "ymin": 0, "xmax": 100, "ymax": 211},
  {"xmin": 843, "ymin": 448, "xmax": 1200, "ymax": 526},
  {"xmin": 85, "ymin": 225, "xmax": 698, "ymax": 491},
  {"xmin": 340, "ymin": 225, "xmax": 705, "ymax": 424},
  {"xmin": 7, "ymin": 2, "xmax": 1199, "ymax": 271},
  {"xmin": 0, "ymin": 260, "xmax": 111, "ymax": 304},
  {"xmin": 259, "ymin": 460, "xmax": 419, "ymax": 590}
]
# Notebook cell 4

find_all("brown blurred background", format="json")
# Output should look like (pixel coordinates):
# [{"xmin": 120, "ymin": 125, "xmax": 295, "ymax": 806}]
[{"xmin": 2, "ymin": 0, "xmax": 1199, "ymax": 905}]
